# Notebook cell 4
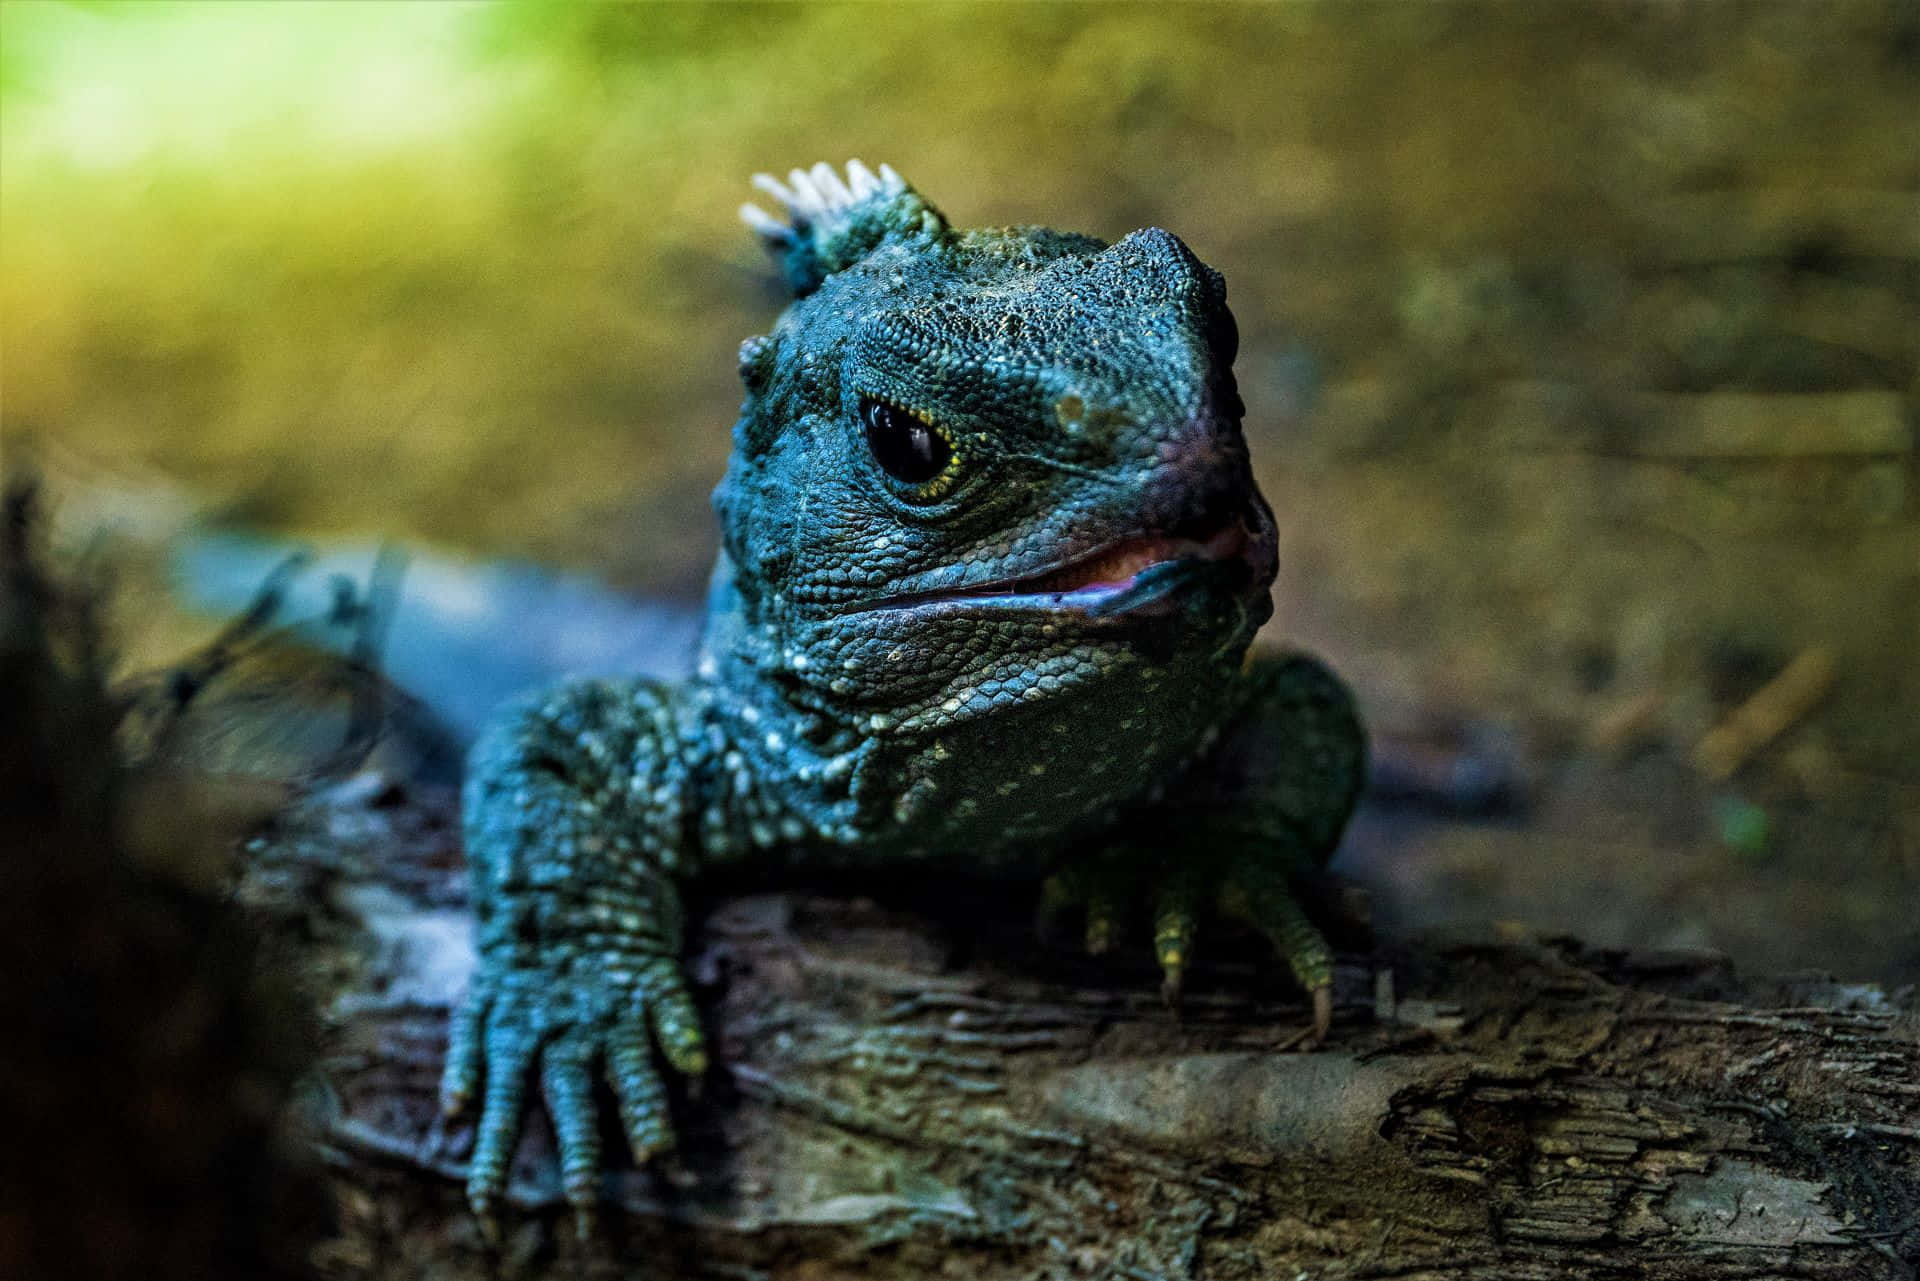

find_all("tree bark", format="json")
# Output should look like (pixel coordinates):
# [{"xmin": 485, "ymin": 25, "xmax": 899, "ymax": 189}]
[{"xmin": 261, "ymin": 781, "xmax": 1920, "ymax": 1280}]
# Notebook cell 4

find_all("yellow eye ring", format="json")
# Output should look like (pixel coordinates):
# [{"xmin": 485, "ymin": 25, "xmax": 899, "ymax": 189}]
[{"xmin": 859, "ymin": 396, "xmax": 963, "ymax": 502}]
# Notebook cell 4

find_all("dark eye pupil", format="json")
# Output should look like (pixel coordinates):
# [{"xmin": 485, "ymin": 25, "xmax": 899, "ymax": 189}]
[{"xmin": 861, "ymin": 396, "xmax": 951, "ymax": 485}]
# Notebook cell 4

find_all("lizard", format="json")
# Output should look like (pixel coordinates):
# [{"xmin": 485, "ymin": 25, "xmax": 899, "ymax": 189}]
[{"xmin": 439, "ymin": 160, "xmax": 1368, "ymax": 1236}]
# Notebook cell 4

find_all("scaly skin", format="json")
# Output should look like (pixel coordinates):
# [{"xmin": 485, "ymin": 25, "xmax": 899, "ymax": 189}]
[{"xmin": 440, "ymin": 161, "xmax": 1367, "ymax": 1236}]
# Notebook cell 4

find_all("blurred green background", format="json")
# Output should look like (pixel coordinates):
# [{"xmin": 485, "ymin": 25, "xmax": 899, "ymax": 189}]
[{"xmin": 3, "ymin": 1, "xmax": 1917, "ymax": 980}]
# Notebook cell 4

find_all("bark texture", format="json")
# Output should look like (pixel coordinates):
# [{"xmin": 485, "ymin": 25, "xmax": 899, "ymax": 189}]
[{"xmin": 262, "ymin": 782, "xmax": 1920, "ymax": 1280}]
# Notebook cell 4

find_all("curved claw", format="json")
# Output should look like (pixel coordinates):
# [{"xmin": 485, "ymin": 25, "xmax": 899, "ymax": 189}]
[
  {"xmin": 1274, "ymin": 984, "xmax": 1334, "ymax": 1054},
  {"xmin": 440, "ymin": 981, "xmax": 487, "ymax": 1118},
  {"xmin": 1153, "ymin": 878, "xmax": 1200, "ymax": 1009},
  {"xmin": 1218, "ymin": 866, "xmax": 1338, "ymax": 1050},
  {"xmin": 466, "ymin": 1001, "xmax": 539, "ymax": 1223},
  {"xmin": 541, "ymin": 1031, "xmax": 601, "ymax": 1235},
  {"xmin": 609, "ymin": 1014, "xmax": 674, "ymax": 1163},
  {"xmin": 1033, "ymin": 861, "xmax": 1137, "ymax": 956}
]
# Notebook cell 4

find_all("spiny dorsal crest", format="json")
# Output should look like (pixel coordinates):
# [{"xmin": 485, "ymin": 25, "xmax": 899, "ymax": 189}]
[{"xmin": 740, "ymin": 160, "xmax": 948, "ymax": 297}]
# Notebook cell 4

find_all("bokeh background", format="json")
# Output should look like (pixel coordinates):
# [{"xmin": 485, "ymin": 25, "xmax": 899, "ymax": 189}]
[{"xmin": 4, "ymin": 1, "xmax": 1917, "ymax": 981}]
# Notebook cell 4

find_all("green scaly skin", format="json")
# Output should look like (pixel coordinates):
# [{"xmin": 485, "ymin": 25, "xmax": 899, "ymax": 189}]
[{"xmin": 440, "ymin": 161, "xmax": 1367, "ymax": 1236}]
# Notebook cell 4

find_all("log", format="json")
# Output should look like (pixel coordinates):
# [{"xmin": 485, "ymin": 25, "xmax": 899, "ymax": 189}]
[{"xmin": 252, "ymin": 780, "xmax": 1920, "ymax": 1280}]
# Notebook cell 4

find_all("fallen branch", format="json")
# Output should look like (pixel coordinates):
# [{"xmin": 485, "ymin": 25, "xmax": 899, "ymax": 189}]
[{"xmin": 254, "ymin": 782, "xmax": 1919, "ymax": 1280}]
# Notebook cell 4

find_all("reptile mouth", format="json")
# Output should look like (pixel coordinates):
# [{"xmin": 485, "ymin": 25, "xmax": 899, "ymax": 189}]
[{"xmin": 856, "ymin": 509, "xmax": 1265, "ymax": 619}]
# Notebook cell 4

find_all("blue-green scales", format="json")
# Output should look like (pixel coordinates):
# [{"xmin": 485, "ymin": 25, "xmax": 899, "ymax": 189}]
[{"xmin": 442, "ymin": 161, "xmax": 1366, "ymax": 1233}]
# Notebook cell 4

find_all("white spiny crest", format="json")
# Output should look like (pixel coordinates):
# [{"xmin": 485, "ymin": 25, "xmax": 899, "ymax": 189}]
[{"xmin": 738, "ymin": 159, "xmax": 909, "ymax": 247}]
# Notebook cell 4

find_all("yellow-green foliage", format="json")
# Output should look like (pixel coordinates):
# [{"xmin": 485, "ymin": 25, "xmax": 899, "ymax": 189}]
[{"xmin": 2, "ymin": 0, "xmax": 1913, "ymax": 612}]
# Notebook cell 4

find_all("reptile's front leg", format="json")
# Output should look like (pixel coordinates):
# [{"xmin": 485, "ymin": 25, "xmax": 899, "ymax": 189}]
[{"xmin": 439, "ymin": 678, "xmax": 706, "ymax": 1238}]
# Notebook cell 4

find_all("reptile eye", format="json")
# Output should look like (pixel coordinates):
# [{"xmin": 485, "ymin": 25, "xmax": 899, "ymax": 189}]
[{"xmin": 860, "ymin": 396, "xmax": 952, "ymax": 487}]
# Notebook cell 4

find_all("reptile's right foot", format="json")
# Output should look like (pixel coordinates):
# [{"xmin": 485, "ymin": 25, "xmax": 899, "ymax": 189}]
[{"xmin": 441, "ymin": 955, "xmax": 707, "ymax": 1236}]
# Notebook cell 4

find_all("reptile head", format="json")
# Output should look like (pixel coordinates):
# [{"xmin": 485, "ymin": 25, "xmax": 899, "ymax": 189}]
[{"xmin": 715, "ymin": 162, "xmax": 1277, "ymax": 742}]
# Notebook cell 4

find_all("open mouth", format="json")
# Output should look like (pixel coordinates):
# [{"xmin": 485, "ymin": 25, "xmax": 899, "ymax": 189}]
[{"xmin": 856, "ymin": 511, "xmax": 1262, "ymax": 619}]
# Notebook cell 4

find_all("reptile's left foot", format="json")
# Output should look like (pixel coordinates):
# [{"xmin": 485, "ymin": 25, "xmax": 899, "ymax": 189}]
[{"xmin": 1039, "ymin": 854, "xmax": 1335, "ymax": 1041}]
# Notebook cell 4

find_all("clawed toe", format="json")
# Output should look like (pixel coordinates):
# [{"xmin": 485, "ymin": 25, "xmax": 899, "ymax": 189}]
[
  {"xmin": 1311, "ymin": 984, "xmax": 1332, "ymax": 1045},
  {"xmin": 1034, "ymin": 854, "xmax": 1338, "ymax": 1046}
]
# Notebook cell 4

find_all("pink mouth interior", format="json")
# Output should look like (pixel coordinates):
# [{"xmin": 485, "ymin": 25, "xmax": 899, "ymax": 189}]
[
  {"xmin": 852, "ymin": 512, "xmax": 1260, "ymax": 615},
  {"xmin": 1017, "ymin": 522, "xmax": 1250, "ymax": 597}
]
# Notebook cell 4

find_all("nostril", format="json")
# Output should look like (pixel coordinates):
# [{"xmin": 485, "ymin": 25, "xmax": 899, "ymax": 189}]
[
  {"xmin": 1145, "ymin": 416, "xmax": 1249, "ymax": 495},
  {"xmin": 1150, "ymin": 419, "xmax": 1238, "ymax": 473}
]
